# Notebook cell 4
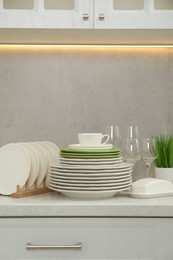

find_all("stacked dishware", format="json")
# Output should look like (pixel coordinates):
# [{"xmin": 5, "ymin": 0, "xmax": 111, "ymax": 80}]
[
  {"xmin": 0, "ymin": 141, "xmax": 59, "ymax": 195},
  {"xmin": 48, "ymin": 133, "xmax": 133, "ymax": 199}
]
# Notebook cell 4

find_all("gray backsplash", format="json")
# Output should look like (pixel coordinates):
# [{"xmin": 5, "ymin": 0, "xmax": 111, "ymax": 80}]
[{"xmin": 0, "ymin": 47, "xmax": 173, "ymax": 148}]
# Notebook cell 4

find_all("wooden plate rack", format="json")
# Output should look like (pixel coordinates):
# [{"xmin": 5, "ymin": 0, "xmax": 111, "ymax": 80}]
[{"xmin": 12, "ymin": 177, "xmax": 51, "ymax": 198}]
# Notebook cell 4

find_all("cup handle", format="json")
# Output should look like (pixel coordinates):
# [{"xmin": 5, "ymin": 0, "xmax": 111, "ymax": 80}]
[{"xmin": 102, "ymin": 134, "xmax": 109, "ymax": 144}]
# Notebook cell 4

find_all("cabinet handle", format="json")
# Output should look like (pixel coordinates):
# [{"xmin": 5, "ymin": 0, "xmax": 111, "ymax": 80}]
[
  {"xmin": 83, "ymin": 13, "xmax": 89, "ymax": 20},
  {"xmin": 98, "ymin": 14, "xmax": 105, "ymax": 20},
  {"xmin": 26, "ymin": 242, "xmax": 82, "ymax": 250}
]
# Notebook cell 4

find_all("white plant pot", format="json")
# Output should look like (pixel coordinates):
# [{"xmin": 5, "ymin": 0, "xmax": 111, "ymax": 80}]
[{"xmin": 155, "ymin": 167, "xmax": 173, "ymax": 183}]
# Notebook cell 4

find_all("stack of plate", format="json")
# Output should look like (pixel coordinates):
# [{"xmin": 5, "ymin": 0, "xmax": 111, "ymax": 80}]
[
  {"xmin": 48, "ymin": 162, "xmax": 133, "ymax": 199},
  {"xmin": 0, "ymin": 141, "xmax": 60, "ymax": 195},
  {"xmin": 60, "ymin": 148, "xmax": 121, "ymax": 159},
  {"xmin": 59, "ymin": 157, "xmax": 123, "ymax": 166}
]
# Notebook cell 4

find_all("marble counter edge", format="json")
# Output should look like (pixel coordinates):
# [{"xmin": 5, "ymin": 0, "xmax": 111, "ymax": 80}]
[{"xmin": 0, "ymin": 192, "xmax": 173, "ymax": 217}]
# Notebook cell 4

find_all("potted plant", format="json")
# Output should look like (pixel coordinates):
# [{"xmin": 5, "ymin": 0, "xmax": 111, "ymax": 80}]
[{"xmin": 152, "ymin": 134, "xmax": 173, "ymax": 182}]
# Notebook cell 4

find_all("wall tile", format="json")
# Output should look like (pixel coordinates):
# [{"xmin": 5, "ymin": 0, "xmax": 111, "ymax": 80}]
[{"xmin": 0, "ymin": 47, "xmax": 171, "ymax": 148}]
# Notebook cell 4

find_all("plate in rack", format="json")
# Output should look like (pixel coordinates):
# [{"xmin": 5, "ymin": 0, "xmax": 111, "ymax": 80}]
[{"xmin": 0, "ymin": 143, "xmax": 30, "ymax": 195}]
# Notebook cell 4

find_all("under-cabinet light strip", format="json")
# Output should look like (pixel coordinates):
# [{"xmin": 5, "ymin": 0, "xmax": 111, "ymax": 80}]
[{"xmin": 0, "ymin": 44, "xmax": 172, "ymax": 48}]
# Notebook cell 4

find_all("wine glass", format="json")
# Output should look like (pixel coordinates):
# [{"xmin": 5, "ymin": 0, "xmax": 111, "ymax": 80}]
[
  {"xmin": 106, "ymin": 125, "xmax": 122, "ymax": 149},
  {"xmin": 126, "ymin": 125, "xmax": 139, "ymax": 139},
  {"xmin": 141, "ymin": 137, "xmax": 157, "ymax": 177},
  {"xmin": 123, "ymin": 138, "xmax": 141, "ymax": 165}
]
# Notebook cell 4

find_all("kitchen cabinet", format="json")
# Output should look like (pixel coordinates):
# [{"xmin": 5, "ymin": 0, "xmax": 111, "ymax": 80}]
[
  {"xmin": 0, "ymin": 0, "xmax": 94, "ymax": 29},
  {"xmin": 1, "ymin": 192, "xmax": 173, "ymax": 259},
  {"xmin": 1, "ymin": 217, "xmax": 173, "ymax": 259},
  {"xmin": 94, "ymin": 0, "xmax": 173, "ymax": 29},
  {"xmin": 0, "ymin": 0, "xmax": 172, "ymax": 29}
]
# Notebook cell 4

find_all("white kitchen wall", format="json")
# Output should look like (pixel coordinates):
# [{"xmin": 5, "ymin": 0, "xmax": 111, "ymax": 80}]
[{"xmin": 0, "ymin": 46, "xmax": 172, "ymax": 148}]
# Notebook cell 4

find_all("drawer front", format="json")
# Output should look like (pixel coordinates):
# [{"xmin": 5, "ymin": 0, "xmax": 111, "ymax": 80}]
[{"xmin": 0, "ymin": 217, "xmax": 173, "ymax": 259}]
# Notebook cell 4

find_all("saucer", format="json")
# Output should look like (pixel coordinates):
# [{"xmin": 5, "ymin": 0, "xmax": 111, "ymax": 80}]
[{"xmin": 68, "ymin": 144, "xmax": 113, "ymax": 150}]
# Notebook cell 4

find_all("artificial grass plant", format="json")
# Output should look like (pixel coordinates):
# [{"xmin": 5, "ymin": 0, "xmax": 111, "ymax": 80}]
[{"xmin": 152, "ymin": 134, "xmax": 173, "ymax": 168}]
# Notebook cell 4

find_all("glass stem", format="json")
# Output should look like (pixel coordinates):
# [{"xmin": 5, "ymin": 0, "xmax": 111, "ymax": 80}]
[{"xmin": 146, "ymin": 164, "xmax": 150, "ymax": 177}]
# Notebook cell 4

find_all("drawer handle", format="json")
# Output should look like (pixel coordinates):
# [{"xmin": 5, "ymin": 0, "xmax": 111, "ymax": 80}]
[
  {"xmin": 83, "ymin": 13, "xmax": 89, "ymax": 20},
  {"xmin": 26, "ymin": 242, "xmax": 82, "ymax": 250},
  {"xmin": 98, "ymin": 14, "xmax": 105, "ymax": 20}
]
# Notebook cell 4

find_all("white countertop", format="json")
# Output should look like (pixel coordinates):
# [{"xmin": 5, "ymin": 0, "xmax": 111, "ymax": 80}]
[{"xmin": 0, "ymin": 191, "xmax": 173, "ymax": 217}]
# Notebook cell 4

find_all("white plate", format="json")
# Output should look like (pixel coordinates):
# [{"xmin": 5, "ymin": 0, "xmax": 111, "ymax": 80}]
[
  {"xmin": 36, "ymin": 142, "xmax": 55, "ymax": 184},
  {"xmin": 49, "ymin": 170, "xmax": 132, "ymax": 177},
  {"xmin": 49, "ymin": 167, "xmax": 132, "ymax": 174},
  {"xmin": 59, "ymin": 157, "xmax": 123, "ymax": 166},
  {"xmin": 50, "ymin": 178, "xmax": 132, "ymax": 187},
  {"xmin": 68, "ymin": 144, "xmax": 113, "ymax": 150},
  {"xmin": 59, "ymin": 157, "xmax": 121, "ymax": 162},
  {"xmin": 42, "ymin": 142, "xmax": 56, "ymax": 162},
  {"xmin": 44, "ymin": 141, "xmax": 60, "ymax": 162},
  {"xmin": 50, "ymin": 162, "xmax": 132, "ymax": 170},
  {"xmin": 19, "ymin": 143, "xmax": 39, "ymax": 188},
  {"xmin": 48, "ymin": 186, "xmax": 130, "ymax": 199},
  {"xmin": 0, "ymin": 143, "xmax": 30, "ymax": 195},
  {"xmin": 49, "ymin": 173, "xmax": 132, "ymax": 181},
  {"xmin": 49, "ymin": 182, "xmax": 131, "ymax": 191},
  {"xmin": 30, "ymin": 143, "xmax": 47, "ymax": 185}
]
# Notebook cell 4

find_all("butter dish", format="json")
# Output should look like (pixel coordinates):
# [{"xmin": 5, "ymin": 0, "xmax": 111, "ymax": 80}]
[{"xmin": 129, "ymin": 178, "xmax": 173, "ymax": 198}]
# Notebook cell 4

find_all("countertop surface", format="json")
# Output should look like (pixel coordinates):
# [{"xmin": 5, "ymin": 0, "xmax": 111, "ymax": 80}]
[{"xmin": 0, "ymin": 191, "xmax": 173, "ymax": 217}]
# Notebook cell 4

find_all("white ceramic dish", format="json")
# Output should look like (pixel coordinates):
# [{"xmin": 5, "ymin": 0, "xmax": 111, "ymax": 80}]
[
  {"xmin": 48, "ymin": 186, "xmax": 130, "ymax": 199},
  {"xmin": 59, "ymin": 157, "xmax": 120, "ymax": 162},
  {"xmin": 49, "ymin": 178, "xmax": 132, "ymax": 187},
  {"xmin": 44, "ymin": 141, "xmax": 60, "ymax": 161},
  {"xmin": 59, "ymin": 157, "xmax": 123, "ymax": 166},
  {"xmin": 49, "ymin": 167, "xmax": 132, "ymax": 174},
  {"xmin": 42, "ymin": 142, "xmax": 56, "ymax": 162},
  {"xmin": 49, "ymin": 170, "xmax": 132, "ymax": 177},
  {"xmin": 132, "ymin": 177, "xmax": 173, "ymax": 194},
  {"xmin": 0, "ymin": 143, "xmax": 30, "ymax": 195},
  {"xmin": 68, "ymin": 144, "xmax": 113, "ymax": 150},
  {"xmin": 36, "ymin": 142, "xmax": 55, "ymax": 184},
  {"xmin": 50, "ymin": 174, "xmax": 132, "ymax": 184},
  {"xmin": 129, "ymin": 178, "xmax": 173, "ymax": 198},
  {"xmin": 49, "ymin": 173, "xmax": 132, "ymax": 181},
  {"xmin": 50, "ymin": 162, "xmax": 132, "ymax": 170},
  {"xmin": 19, "ymin": 142, "xmax": 39, "ymax": 188},
  {"xmin": 30, "ymin": 143, "xmax": 47, "ymax": 185},
  {"xmin": 128, "ymin": 192, "xmax": 173, "ymax": 198},
  {"xmin": 49, "ymin": 182, "xmax": 131, "ymax": 191}
]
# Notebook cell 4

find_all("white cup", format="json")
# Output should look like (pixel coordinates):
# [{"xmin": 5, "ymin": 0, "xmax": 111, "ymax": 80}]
[{"xmin": 78, "ymin": 133, "xmax": 109, "ymax": 146}]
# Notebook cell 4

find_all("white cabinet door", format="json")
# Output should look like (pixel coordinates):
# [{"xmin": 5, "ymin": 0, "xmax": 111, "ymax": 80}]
[
  {"xmin": 0, "ymin": 0, "xmax": 93, "ymax": 28},
  {"xmin": 94, "ymin": 0, "xmax": 173, "ymax": 29},
  {"xmin": 0, "ymin": 217, "xmax": 173, "ymax": 259}
]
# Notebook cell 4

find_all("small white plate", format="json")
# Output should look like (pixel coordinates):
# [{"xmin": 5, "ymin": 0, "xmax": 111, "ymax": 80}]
[
  {"xmin": 30, "ymin": 143, "xmax": 47, "ymax": 186},
  {"xmin": 0, "ymin": 143, "xmax": 30, "ymax": 195},
  {"xmin": 68, "ymin": 144, "xmax": 113, "ymax": 150},
  {"xmin": 19, "ymin": 143, "xmax": 39, "ymax": 188}
]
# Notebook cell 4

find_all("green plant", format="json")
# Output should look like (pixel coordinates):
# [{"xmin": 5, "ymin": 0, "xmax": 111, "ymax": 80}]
[{"xmin": 152, "ymin": 134, "xmax": 173, "ymax": 168}]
